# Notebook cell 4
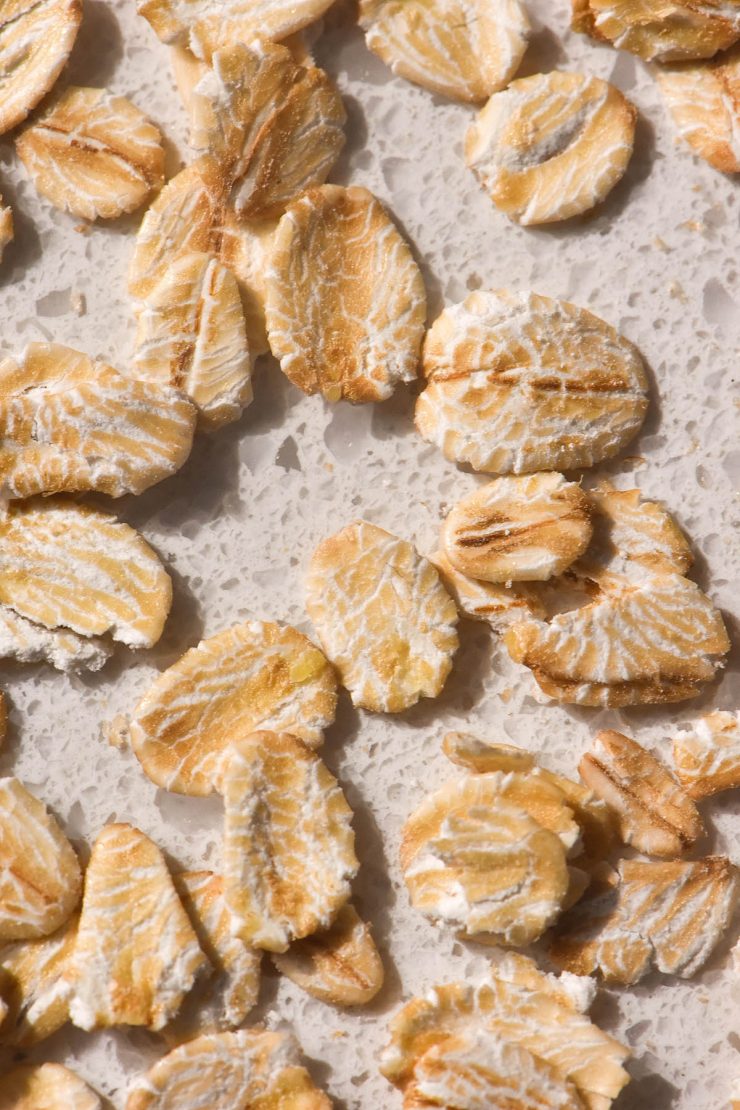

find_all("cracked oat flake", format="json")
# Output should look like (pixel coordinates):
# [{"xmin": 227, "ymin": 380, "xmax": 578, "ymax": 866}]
[
  {"xmin": 221, "ymin": 731, "xmax": 358, "ymax": 953},
  {"xmin": 129, "ymin": 620, "xmax": 337, "ymax": 796},
  {"xmin": 266, "ymin": 185, "xmax": 427, "ymax": 403},
  {"xmin": 657, "ymin": 44, "xmax": 740, "ymax": 172},
  {"xmin": 68, "ymin": 822, "xmax": 207, "ymax": 1031},
  {"xmin": 0, "ymin": 0, "xmax": 82, "ymax": 136},
  {"xmin": 16, "ymin": 86, "xmax": 165, "ymax": 220},
  {"xmin": 306, "ymin": 521, "xmax": 458, "ymax": 712},
  {"xmin": 0, "ymin": 912, "xmax": 77, "ymax": 1046},
  {"xmin": 359, "ymin": 0, "xmax": 530, "ymax": 103},
  {"xmin": 273, "ymin": 904, "xmax": 384, "ymax": 1006},
  {"xmin": 673, "ymin": 710, "xmax": 740, "ymax": 798},
  {"xmin": 572, "ymin": 0, "xmax": 740, "ymax": 62},
  {"xmin": 465, "ymin": 71, "xmax": 636, "ymax": 225},
  {"xmin": 0, "ymin": 1063, "xmax": 101, "ymax": 1110}
]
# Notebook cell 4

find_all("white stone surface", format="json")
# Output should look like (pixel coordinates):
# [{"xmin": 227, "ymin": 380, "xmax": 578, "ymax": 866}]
[{"xmin": 0, "ymin": 0, "xmax": 738, "ymax": 1106}]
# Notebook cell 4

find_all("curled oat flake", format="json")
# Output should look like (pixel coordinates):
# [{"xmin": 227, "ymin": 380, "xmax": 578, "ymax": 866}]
[
  {"xmin": 381, "ymin": 954, "xmax": 630, "ymax": 1110},
  {"xmin": 189, "ymin": 42, "xmax": 345, "ymax": 219},
  {"xmin": 221, "ymin": 731, "xmax": 358, "ymax": 953},
  {"xmin": 68, "ymin": 822, "xmax": 207, "ymax": 1031},
  {"xmin": 273, "ymin": 904, "xmax": 384, "ymax": 1007},
  {"xmin": 0, "ymin": 0, "xmax": 82, "ymax": 137},
  {"xmin": 0, "ymin": 1063, "xmax": 101, "ymax": 1110},
  {"xmin": 134, "ymin": 251, "xmax": 252, "ymax": 429},
  {"xmin": 16, "ymin": 86, "xmax": 165, "ymax": 220},
  {"xmin": 572, "ymin": 0, "xmax": 740, "ymax": 62},
  {"xmin": 126, "ymin": 1028, "xmax": 333, "ymax": 1110},
  {"xmin": 130, "ymin": 620, "xmax": 337, "ymax": 796},
  {"xmin": 0, "ymin": 605, "xmax": 111, "ymax": 672},
  {"xmin": 0, "ymin": 912, "xmax": 77, "ymax": 1046},
  {"xmin": 579, "ymin": 729, "xmax": 703, "ymax": 857},
  {"xmin": 430, "ymin": 548, "xmax": 547, "ymax": 631},
  {"xmin": 657, "ymin": 45, "xmax": 740, "ymax": 172},
  {"xmin": 0, "ymin": 342, "xmax": 196, "ymax": 499},
  {"xmin": 442, "ymin": 473, "xmax": 593, "ymax": 583},
  {"xmin": 306, "ymin": 521, "xmax": 458, "ymax": 713},
  {"xmin": 266, "ymin": 185, "xmax": 427, "ymax": 403},
  {"xmin": 673, "ymin": 710, "xmax": 740, "ymax": 798},
  {"xmin": 465, "ymin": 72, "xmax": 636, "ymax": 225},
  {"xmin": 359, "ymin": 0, "xmax": 530, "ymax": 103},
  {"xmin": 0, "ymin": 777, "xmax": 81, "ymax": 941},
  {"xmin": 416, "ymin": 290, "xmax": 648, "ymax": 475},
  {"xmin": 550, "ymin": 855, "xmax": 740, "ymax": 984}
]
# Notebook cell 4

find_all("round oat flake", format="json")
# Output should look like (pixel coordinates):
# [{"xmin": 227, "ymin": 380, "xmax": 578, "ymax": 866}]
[
  {"xmin": 266, "ymin": 184, "xmax": 427, "ymax": 403},
  {"xmin": 0, "ymin": 0, "xmax": 81, "ymax": 137},
  {"xmin": 359, "ymin": 0, "xmax": 530, "ymax": 103},
  {"xmin": 306, "ymin": 520, "xmax": 459, "ymax": 713},
  {"xmin": 465, "ymin": 71, "xmax": 637, "ymax": 225},
  {"xmin": 416, "ymin": 289, "xmax": 649, "ymax": 474},
  {"xmin": 572, "ymin": 0, "xmax": 740, "ymax": 62}
]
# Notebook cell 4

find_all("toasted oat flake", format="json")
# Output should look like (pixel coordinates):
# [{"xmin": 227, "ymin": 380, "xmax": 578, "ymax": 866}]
[
  {"xmin": 579, "ymin": 729, "xmax": 703, "ymax": 856},
  {"xmin": 134, "ymin": 251, "xmax": 252, "ymax": 429},
  {"xmin": 443, "ymin": 473, "xmax": 593, "ymax": 583},
  {"xmin": 572, "ymin": 0, "xmax": 740, "ymax": 62},
  {"xmin": 130, "ymin": 620, "xmax": 337, "ymax": 796},
  {"xmin": 550, "ymin": 855, "xmax": 740, "ymax": 984},
  {"xmin": 69, "ymin": 823, "xmax": 207, "ymax": 1031},
  {"xmin": 273, "ymin": 904, "xmax": 384, "ymax": 1006},
  {"xmin": 16, "ymin": 86, "xmax": 165, "ymax": 220},
  {"xmin": 266, "ymin": 185, "xmax": 427, "ymax": 403},
  {"xmin": 221, "ymin": 731, "xmax": 358, "ymax": 953},
  {"xmin": 400, "ymin": 775, "xmax": 572, "ymax": 943},
  {"xmin": 0, "ymin": 343, "xmax": 196, "ymax": 499},
  {"xmin": 190, "ymin": 42, "xmax": 345, "ymax": 219},
  {"xmin": 442, "ymin": 731, "xmax": 537, "ymax": 774},
  {"xmin": 0, "ymin": 604, "xmax": 111, "ymax": 671},
  {"xmin": 587, "ymin": 484, "xmax": 693, "ymax": 575},
  {"xmin": 137, "ymin": 0, "xmax": 336, "ymax": 59},
  {"xmin": 0, "ymin": 912, "xmax": 77, "ymax": 1046},
  {"xmin": 0, "ymin": 777, "xmax": 81, "ymax": 941},
  {"xmin": 125, "ymin": 1028, "xmax": 332, "ymax": 1109},
  {"xmin": 0, "ymin": 1063, "xmax": 101, "ymax": 1110},
  {"xmin": 306, "ymin": 521, "xmax": 458, "ymax": 712},
  {"xmin": 0, "ymin": 196, "xmax": 12, "ymax": 259},
  {"xmin": 673, "ymin": 710, "xmax": 740, "ymax": 798},
  {"xmin": 465, "ymin": 71, "xmax": 636, "ymax": 225},
  {"xmin": 168, "ymin": 870, "xmax": 260, "ymax": 1041},
  {"xmin": 657, "ymin": 46, "xmax": 740, "ymax": 172},
  {"xmin": 430, "ymin": 548, "xmax": 547, "ymax": 632},
  {"xmin": 359, "ymin": 0, "xmax": 530, "ymax": 103},
  {"xmin": 416, "ymin": 290, "xmax": 648, "ymax": 475},
  {"xmin": 381, "ymin": 955, "xmax": 630, "ymax": 1110},
  {"xmin": 0, "ymin": 0, "xmax": 82, "ymax": 137}
]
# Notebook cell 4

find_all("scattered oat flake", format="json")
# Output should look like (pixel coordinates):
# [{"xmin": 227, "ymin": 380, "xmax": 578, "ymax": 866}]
[
  {"xmin": 125, "ymin": 1028, "xmax": 332, "ymax": 1110},
  {"xmin": 0, "ymin": 0, "xmax": 82, "ymax": 137},
  {"xmin": 167, "ymin": 870, "xmax": 260, "ymax": 1042},
  {"xmin": 587, "ymin": 484, "xmax": 693, "ymax": 576},
  {"xmin": 658, "ymin": 45, "xmax": 740, "ymax": 172},
  {"xmin": 416, "ymin": 290, "xmax": 648, "ymax": 475},
  {"xmin": 134, "ymin": 251, "xmax": 252, "ymax": 429},
  {"xmin": 359, "ymin": 0, "xmax": 530, "ymax": 103},
  {"xmin": 130, "ymin": 620, "xmax": 337, "ymax": 796},
  {"xmin": 430, "ymin": 548, "xmax": 547, "ymax": 632},
  {"xmin": 266, "ymin": 185, "xmax": 427, "ymax": 403},
  {"xmin": 0, "ymin": 604, "xmax": 111, "ymax": 672},
  {"xmin": 273, "ymin": 903, "xmax": 384, "ymax": 1007},
  {"xmin": 442, "ymin": 473, "xmax": 593, "ymax": 583},
  {"xmin": 68, "ymin": 822, "xmax": 207, "ymax": 1031},
  {"xmin": 673, "ymin": 709, "xmax": 740, "ymax": 798},
  {"xmin": 0, "ymin": 912, "xmax": 77, "ymax": 1046},
  {"xmin": 16, "ymin": 86, "xmax": 165, "ymax": 220},
  {"xmin": 400, "ymin": 774, "xmax": 572, "ymax": 943},
  {"xmin": 550, "ymin": 855, "xmax": 740, "ymax": 985},
  {"xmin": 465, "ymin": 71, "xmax": 636, "ymax": 225},
  {"xmin": 306, "ymin": 521, "xmax": 458, "ymax": 713},
  {"xmin": 381, "ymin": 954, "xmax": 630, "ymax": 1110},
  {"xmin": 190, "ymin": 42, "xmax": 345, "ymax": 219},
  {"xmin": 0, "ymin": 777, "xmax": 81, "ymax": 941},
  {"xmin": 0, "ymin": 342, "xmax": 196, "ymax": 499},
  {"xmin": 442, "ymin": 731, "xmax": 537, "ymax": 774},
  {"xmin": 0, "ymin": 1062, "xmax": 101, "ymax": 1110},
  {"xmin": 572, "ymin": 0, "xmax": 740, "ymax": 61},
  {"xmin": 0, "ymin": 196, "xmax": 13, "ymax": 260},
  {"xmin": 222, "ymin": 731, "xmax": 358, "ymax": 953}
]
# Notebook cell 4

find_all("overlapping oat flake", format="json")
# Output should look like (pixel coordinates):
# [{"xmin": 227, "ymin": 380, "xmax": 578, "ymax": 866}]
[
  {"xmin": 657, "ymin": 44, "xmax": 740, "ymax": 172},
  {"xmin": 673, "ymin": 710, "xmax": 740, "ymax": 798},
  {"xmin": 572, "ymin": 0, "xmax": 740, "ymax": 61},
  {"xmin": 0, "ymin": 0, "xmax": 82, "ymax": 136},
  {"xmin": 430, "ymin": 548, "xmax": 547, "ymax": 632},
  {"xmin": 0, "ymin": 912, "xmax": 77, "ymax": 1046},
  {"xmin": 0, "ymin": 1063, "xmax": 101, "ymax": 1110}
]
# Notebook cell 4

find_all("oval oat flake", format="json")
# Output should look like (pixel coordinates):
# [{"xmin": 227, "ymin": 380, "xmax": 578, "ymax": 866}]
[
  {"xmin": 0, "ymin": 0, "xmax": 81, "ymax": 137},
  {"xmin": 465, "ymin": 71, "xmax": 636, "ymax": 225},
  {"xmin": 16, "ymin": 86, "xmax": 165, "ymax": 220},
  {"xmin": 416, "ymin": 290, "xmax": 649, "ymax": 475},
  {"xmin": 266, "ymin": 185, "xmax": 427, "ymax": 403}
]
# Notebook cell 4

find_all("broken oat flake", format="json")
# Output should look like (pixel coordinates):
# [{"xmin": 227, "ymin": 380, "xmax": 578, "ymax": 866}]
[
  {"xmin": 657, "ymin": 45, "xmax": 740, "ymax": 172},
  {"xmin": 572, "ymin": 0, "xmax": 740, "ymax": 62},
  {"xmin": 673, "ymin": 710, "xmax": 740, "ymax": 798},
  {"xmin": 0, "ymin": 912, "xmax": 77, "ymax": 1046},
  {"xmin": 273, "ymin": 904, "xmax": 384, "ymax": 1006},
  {"xmin": 430, "ymin": 548, "xmax": 547, "ymax": 632},
  {"xmin": 0, "ymin": 0, "xmax": 82, "ymax": 136}
]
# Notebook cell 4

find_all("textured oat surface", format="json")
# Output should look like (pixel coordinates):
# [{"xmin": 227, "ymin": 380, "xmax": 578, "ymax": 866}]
[{"xmin": 0, "ymin": 0, "xmax": 738, "ymax": 1105}]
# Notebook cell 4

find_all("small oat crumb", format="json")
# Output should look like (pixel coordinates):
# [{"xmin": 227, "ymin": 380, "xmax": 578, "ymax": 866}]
[
  {"xmin": 652, "ymin": 236, "xmax": 670, "ymax": 252},
  {"xmin": 104, "ymin": 713, "xmax": 129, "ymax": 749},
  {"xmin": 668, "ymin": 281, "xmax": 687, "ymax": 303},
  {"xmin": 70, "ymin": 289, "xmax": 86, "ymax": 316}
]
